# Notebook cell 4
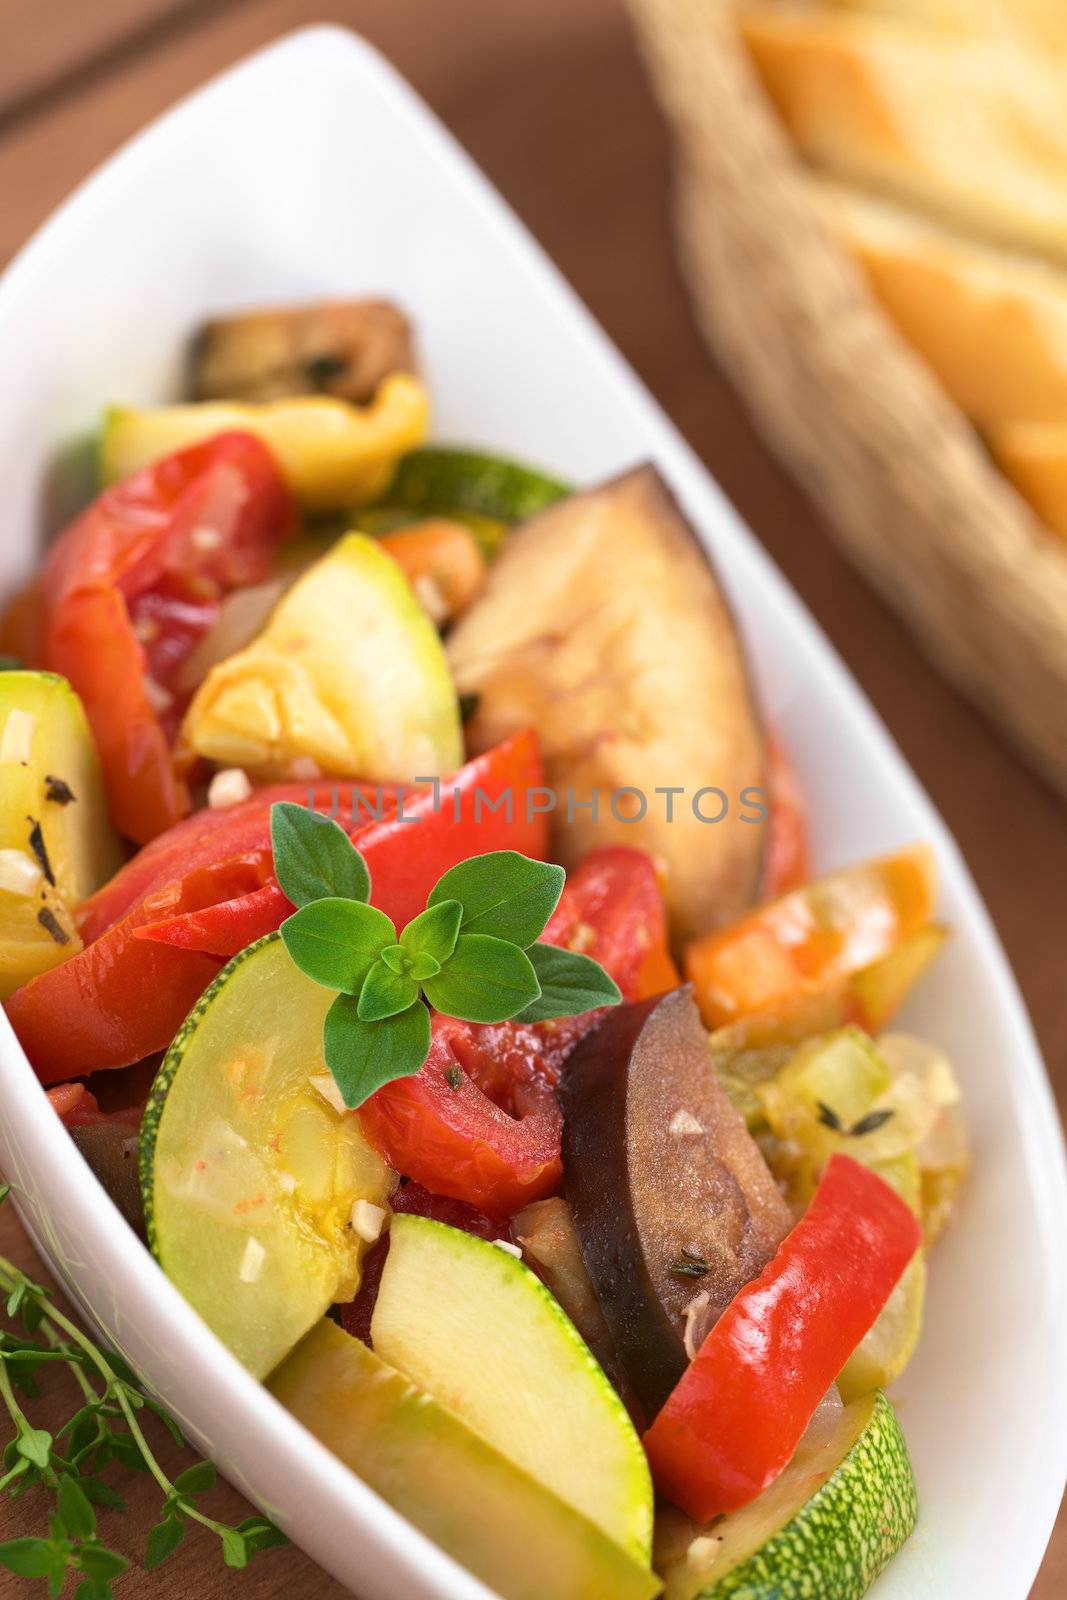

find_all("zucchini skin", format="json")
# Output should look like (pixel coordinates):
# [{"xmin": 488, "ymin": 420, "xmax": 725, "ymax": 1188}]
[{"xmin": 139, "ymin": 933, "xmax": 275, "ymax": 1259}]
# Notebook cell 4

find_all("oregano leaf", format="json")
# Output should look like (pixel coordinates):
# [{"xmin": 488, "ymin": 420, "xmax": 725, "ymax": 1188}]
[
  {"xmin": 427, "ymin": 853, "xmax": 564, "ymax": 947},
  {"xmin": 356, "ymin": 961, "xmax": 419, "ymax": 1022},
  {"xmin": 77, "ymin": 1545, "xmax": 129, "ymax": 1582},
  {"xmin": 399, "ymin": 900, "xmax": 463, "ymax": 967},
  {"xmin": 324, "ymin": 995, "xmax": 431, "ymax": 1108},
  {"xmin": 221, "ymin": 1527, "xmax": 250, "ymax": 1569},
  {"xmin": 271, "ymin": 802, "xmax": 370, "ymax": 908},
  {"xmin": 16, "ymin": 1426, "xmax": 52, "ymax": 1471},
  {"xmin": 56, "ymin": 1473, "xmax": 96, "ymax": 1540},
  {"xmin": 422, "ymin": 934, "xmax": 540, "ymax": 1023},
  {"xmin": 511, "ymin": 943, "xmax": 621, "ymax": 1022},
  {"xmin": 281, "ymin": 899, "xmax": 395, "ymax": 994},
  {"xmin": 0, "ymin": 1538, "xmax": 57, "ymax": 1577},
  {"xmin": 145, "ymin": 1515, "xmax": 186, "ymax": 1570},
  {"xmin": 173, "ymin": 1460, "xmax": 215, "ymax": 1498}
]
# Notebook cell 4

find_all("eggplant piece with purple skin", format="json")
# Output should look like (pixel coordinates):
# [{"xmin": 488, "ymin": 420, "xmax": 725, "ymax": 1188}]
[{"xmin": 560, "ymin": 986, "xmax": 792, "ymax": 1418}]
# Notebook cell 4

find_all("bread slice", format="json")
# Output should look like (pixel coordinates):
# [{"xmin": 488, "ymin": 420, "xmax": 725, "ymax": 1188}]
[
  {"xmin": 822, "ymin": 0, "xmax": 1067, "ymax": 48},
  {"xmin": 817, "ymin": 183, "xmax": 1067, "ymax": 425},
  {"xmin": 988, "ymin": 423, "xmax": 1067, "ymax": 547},
  {"xmin": 739, "ymin": 8, "xmax": 1067, "ymax": 265}
]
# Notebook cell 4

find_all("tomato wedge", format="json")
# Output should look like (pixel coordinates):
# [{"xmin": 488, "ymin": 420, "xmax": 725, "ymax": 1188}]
[
  {"xmin": 685, "ymin": 846, "xmax": 937, "ymax": 1029},
  {"xmin": 358, "ymin": 845, "xmax": 678, "ymax": 1215},
  {"xmin": 359, "ymin": 1015, "xmax": 565, "ymax": 1218},
  {"xmin": 7, "ymin": 732, "xmax": 547, "ymax": 1083},
  {"xmin": 39, "ymin": 433, "xmax": 295, "ymax": 843},
  {"xmin": 643, "ymin": 1154, "xmax": 921, "ymax": 1520}
]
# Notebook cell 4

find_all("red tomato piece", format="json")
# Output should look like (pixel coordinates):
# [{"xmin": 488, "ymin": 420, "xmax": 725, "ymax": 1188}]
[
  {"xmin": 358, "ymin": 846, "xmax": 678, "ymax": 1215},
  {"xmin": 643, "ymin": 1154, "xmax": 921, "ymax": 1520},
  {"xmin": 358, "ymin": 1015, "xmax": 565, "ymax": 1217},
  {"xmin": 40, "ymin": 433, "xmax": 295, "ymax": 843}
]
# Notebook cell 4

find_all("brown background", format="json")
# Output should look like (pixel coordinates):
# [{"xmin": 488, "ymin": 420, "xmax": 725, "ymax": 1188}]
[{"xmin": 0, "ymin": 0, "xmax": 1063, "ymax": 1594}]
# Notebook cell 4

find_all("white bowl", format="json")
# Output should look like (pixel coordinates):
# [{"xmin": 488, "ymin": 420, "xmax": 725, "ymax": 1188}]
[{"xmin": 0, "ymin": 26, "xmax": 1064, "ymax": 1600}]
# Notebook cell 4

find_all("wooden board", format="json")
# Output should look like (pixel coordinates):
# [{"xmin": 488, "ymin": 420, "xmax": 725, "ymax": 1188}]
[{"xmin": 0, "ymin": 0, "xmax": 1063, "ymax": 1594}]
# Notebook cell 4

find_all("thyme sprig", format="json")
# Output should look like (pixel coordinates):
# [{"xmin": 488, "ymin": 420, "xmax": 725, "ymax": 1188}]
[{"xmin": 0, "ymin": 1186, "xmax": 285, "ymax": 1595}]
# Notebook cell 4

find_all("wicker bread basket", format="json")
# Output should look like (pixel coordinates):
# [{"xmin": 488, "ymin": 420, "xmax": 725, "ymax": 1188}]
[{"xmin": 626, "ymin": 0, "xmax": 1067, "ymax": 797}]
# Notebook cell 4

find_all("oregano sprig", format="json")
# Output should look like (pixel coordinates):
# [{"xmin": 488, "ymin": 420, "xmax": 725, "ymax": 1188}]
[
  {"xmin": 272, "ymin": 804, "xmax": 621, "ymax": 1109},
  {"xmin": 0, "ymin": 1187, "xmax": 285, "ymax": 1596}
]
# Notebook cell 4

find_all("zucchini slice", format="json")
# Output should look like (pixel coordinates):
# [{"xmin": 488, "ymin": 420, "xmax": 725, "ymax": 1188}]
[
  {"xmin": 140, "ymin": 933, "xmax": 394, "ymax": 1378},
  {"xmin": 655, "ymin": 1392, "xmax": 916, "ymax": 1600}
]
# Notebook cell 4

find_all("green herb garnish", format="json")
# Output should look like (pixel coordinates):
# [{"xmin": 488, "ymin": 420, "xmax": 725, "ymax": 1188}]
[
  {"xmin": 816, "ymin": 1100, "xmax": 895, "ymax": 1138},
  {"xmin": 0, "ymin": 1187, "xmax": 285, "ymax": 1595},
  {"xmin": 848, "ymin": 1108, "xmax": 895, "ymax": 1138},
  {"xmin": 669, "ymin": 1248, "xmax": 710, "ymax": 1280},
  {"xmin": 271, "ymin": 804, "xmax": 622, "ymax": 1109},
  {"xmin": 816, "ymin": 1100, "xmax": 843, "ymax": 1132}
]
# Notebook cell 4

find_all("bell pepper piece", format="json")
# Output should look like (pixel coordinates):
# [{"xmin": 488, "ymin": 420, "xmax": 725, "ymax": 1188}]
[
  {"xmin": 132, "ymin": 729, "xmax": 548, "ymax": 958},
  {"xmin": 643, "ymin": 1153, "xmax": 921, "ymax": 1520},
  {"xmin": 685, "ymin": 846, "xmax": 937, "ymax": 1030},
  {"xmin": 5, "ymin": 734, "xmax": 546, "ymax": 1082},
  {"xmin": 763, "ymin": 732, "xmax": 809, "ymax": 897}
]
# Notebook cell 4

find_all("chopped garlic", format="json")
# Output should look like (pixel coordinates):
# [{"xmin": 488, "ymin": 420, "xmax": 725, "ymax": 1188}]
[
  {"xmin": 310, "ymin": 1074, "xmax": 347, "ymax": 1116},
  {"xmin": 683, "ymin": 1291, "xmax": 711, "ymax": 1361},
  {"xmin": 207, "ymin": 766, "xmax": 253, "ymax": 809},
  {"xmin": 491, "ymin": 1238, "xmax": 522, "ymax": 1259},
  {"xmin": 190, "ymin": 524, "xmax": 223, "ymax": 552},
  {"xmin": 686, "ymin": 1535, "xmax": 722, "ymax": 1571},
  {"xmin": 0, "ymin": 709, "xmax": 35, "ymax": 765},
  {"xmin": 238, "ymin": 1237, "xmax": 266, "ymax": 1284},
  {"xmin": 350, "ymin": 1199, "xmax": 387, "ymax": 1244},
  {"xmin": 143, "ymin": 677, "xmax": 174, "ymax": 715},
  {"xmin": 0, "ymin": 849, "xmax": 43, "ymax": 897},
  {"xmin": 288, "ymin": 756, "xmax": 322, "ymax": 781},
  {"xmin": 413, "ymin": 572, "xmax": 449, "ymax": 625},
  {"xmin": 275, "ymin": 1170, "xmax": 296, "ymax": 1195},
  {"xmin": 669, "ymin": 1109, "xmax": 704, "ymax": 1138}
]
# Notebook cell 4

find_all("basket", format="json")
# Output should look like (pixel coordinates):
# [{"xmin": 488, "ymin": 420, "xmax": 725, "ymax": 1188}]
[{"xmin": 626, "ymin": 0, "xmax": 1067, "ymax": 797}]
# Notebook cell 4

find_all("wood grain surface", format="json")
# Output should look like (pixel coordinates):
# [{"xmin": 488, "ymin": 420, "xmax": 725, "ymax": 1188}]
[{"xmin": 0, "ymin": 0, "xmax": 1063, "ymax": 1594}]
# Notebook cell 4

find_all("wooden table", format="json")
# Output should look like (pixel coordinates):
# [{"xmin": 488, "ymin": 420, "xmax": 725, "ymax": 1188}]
[{"xmin": 0, "ymin": 0, "xmax": 1063, "ymax": 1594}]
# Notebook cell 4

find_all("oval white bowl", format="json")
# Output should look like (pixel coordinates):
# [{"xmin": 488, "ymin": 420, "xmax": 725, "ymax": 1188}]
[{"xmin": 0, "ymin": 26, "xmax": 1064, "ymax": 1600}]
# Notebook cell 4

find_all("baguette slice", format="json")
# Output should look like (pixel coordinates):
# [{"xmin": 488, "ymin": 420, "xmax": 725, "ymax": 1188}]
[
  {"xmin": 988, "ymin": 423, "xmax": 1067, "ymax": 547},
  {"xmin": 818, "ymin": 183, "xmax": 1067, "ymax": 426},
  {"xmin": 823, "ymin": 0, "xmax": 1067, "ymax": 48},
  {"xmin": 740, "ymin": 8, "xmax": 1067, "ymax": 265}
]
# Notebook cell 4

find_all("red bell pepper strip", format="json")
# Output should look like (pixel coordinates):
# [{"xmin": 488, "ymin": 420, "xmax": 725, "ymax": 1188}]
[
  {"xmin": 6, "ymin": 733, "xmax": 547, "ymax": 1083},
  {"xmin": 131, "ymin": 729, "xmax": 548, "ymax": 958},
  {"xmin": 643, "ymin": 1153, "xmax": 921, "ymax": 1521},
  {"xmin": 358, "ymin": 846, "xmax": 677, "ymax": 1215},
  {"xmin": 76, "ymin": 778, "xmax": 360, "ymax": 944},
  {"xmin": 39, "ymin": 433, "xmax": 295, "ymax": 844}
]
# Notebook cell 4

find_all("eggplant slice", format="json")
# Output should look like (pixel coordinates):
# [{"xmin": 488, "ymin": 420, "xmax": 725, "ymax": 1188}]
[
  {"xmin": 446, "ymin": 464, "xmax": 767, "ymax": 946},
  {"xmin": 560, "ymin": 986, "xmax": 792, "ymax": 1417}
]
